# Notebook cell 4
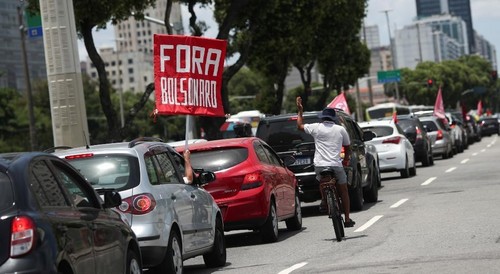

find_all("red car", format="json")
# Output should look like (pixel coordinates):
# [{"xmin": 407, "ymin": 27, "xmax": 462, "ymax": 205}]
[{"xmin": 176, "ymin": 137, "xmax": 302, "ymax": 243}]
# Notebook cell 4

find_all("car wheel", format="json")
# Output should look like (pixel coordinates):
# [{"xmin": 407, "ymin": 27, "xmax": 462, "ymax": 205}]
[
  {"xmin": 400, "ymin": 157, "xmax": 410, "ymax": 178},
  {"xmin": 261, "ymin": 201, "xmax": 279, "ymax": 243},
  {"xmin": 154, "ymin": 230, "xmax": 183, "ymax": 274},
  {"xmin": 409, "ymin": 156, "xmax": 417, "ymax": 177},
  {"xmin": 203, "ymin": 217, "xmax": 227, "ymax": 268},
  {"xmin": 126, "ymin": 249, "xmax": 141, "ymax": 274},
  {"xmin": 363, "ymin": 163, "xmax": 379, "ymax": 203},
  {"xmin": 285, "ymin": 191, "xmax": 302, "ymax": 231},
  {"xmin": 349, "ymin": 170, "xmax": 364, "ymax": 211},
  {"xmin": 422, "ymin": 149, "xmax": 431, "ymax": 167}
]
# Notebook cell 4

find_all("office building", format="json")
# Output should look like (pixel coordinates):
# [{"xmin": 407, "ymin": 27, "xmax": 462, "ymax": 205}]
[
  {"xmin": 415, "ymin": 0, "xmax": 475, "ymax": 53},
  {"xmin": 85, "ymin": 0, "xmax": 183, "ymax": 93},
  {"xmin": 361, "ymin": 25, "xmax": 381, "ymax": 50},
  {"xmin": 0, "ymin": 0, "xmax": 46, "ymax": 92}
]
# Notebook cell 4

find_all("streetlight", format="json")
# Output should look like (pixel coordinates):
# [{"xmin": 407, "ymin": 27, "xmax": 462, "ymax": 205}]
[{"xmin": 381, "ymin": 9, "xmax": 400, "ymax": 103}]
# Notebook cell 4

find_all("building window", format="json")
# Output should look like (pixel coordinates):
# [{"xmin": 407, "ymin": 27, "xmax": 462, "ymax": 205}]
[
  {"xmin": 128, "ymin": 68, "xmax": 134, "ymax": 74},
  {"xmin": 129, "ymin": 77, "xmax": 135, "ymax": 83},
  {"xmin": 128, "ymin": 59, "xmax": 133, "ymax": 64},
  {"xmin": 91, "ymin": 72, "xmax": 97, "ymax": 78}
]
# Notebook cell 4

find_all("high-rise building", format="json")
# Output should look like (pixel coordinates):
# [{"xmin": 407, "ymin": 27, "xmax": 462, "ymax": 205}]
[
  {"xmin": 0, "ymin": 1, "xmax": 46, "ymax": 92},
  {"xmin": 415, "ymin": 0, "xmax": 475, "ymax": 53},
  {"xmin": 85, "ymin": 0, "xmax": 183, "ymax": 93},
  {"xmin": 361, "ymin": 25, "xmax": 381, "ymax": 50}
]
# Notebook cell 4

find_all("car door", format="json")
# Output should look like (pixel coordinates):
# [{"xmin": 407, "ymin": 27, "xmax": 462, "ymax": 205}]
[
  {"xmin": 261, "ymin": 142, "xmax": 295, "ymax": 216},
  {"xmin": 30, "ymin": 158, "xmax": 96, "ymax": 273},
  {"xmin": 150, "ymin": 148, "xmax": 197, "ymax": 252},
  {"xmin": 342, "ymin": 118, "xmax": 369, "ymax": 186},
  {"xmin": 49, "ymin": 159, "xmax": 127, "ymax": 274},
  {"xmin": 169, "ymin": 150, "xmax": 214, "ymax": 249}
]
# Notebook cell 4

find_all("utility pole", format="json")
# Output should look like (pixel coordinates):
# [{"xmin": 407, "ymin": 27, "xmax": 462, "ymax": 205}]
[
  {"xmin": 382, "ymin": 9, "xmax": 400, "ymax": 103},
  {"xmin": 17, "ymin": 4, "xmax": 37, "ymax": 150}
]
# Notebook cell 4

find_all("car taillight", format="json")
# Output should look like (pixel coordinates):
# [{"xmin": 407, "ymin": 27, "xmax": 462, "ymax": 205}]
[
  {"xmin": 436, "ymin": 130, "xmax": 443, "ymax": 140},
  {"xmin": 119, "ymin": 193, "xmax": 156, "ymax": 215},
  {"xmin": 241, "ymin": 172, "xmax": 263, "ymax": 190},
  {"xmin": 65, "ymin": 153, "xmax": 94, "ymax": 160},
  {"xmin": 382, "ymin": 136, "xmax": 401, "ymax": 144},
  {"xmin": 11, "ymin": 216, "xmax": 36, "ymax": 257}
]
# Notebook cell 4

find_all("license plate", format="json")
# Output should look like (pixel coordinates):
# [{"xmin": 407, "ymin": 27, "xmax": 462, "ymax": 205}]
[{"xmin": 291, "ymin": 157, "xmax": 311, "ymax": 166}]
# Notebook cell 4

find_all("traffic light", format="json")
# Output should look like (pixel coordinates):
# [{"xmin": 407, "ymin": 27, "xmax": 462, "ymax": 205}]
[
  {"xmin": 427, "ymin": 79, "xmax": 434, "ymax": 88},
  {"xmin": 491, "ymin": 70, "xmax": 498, "ymax": 81}
]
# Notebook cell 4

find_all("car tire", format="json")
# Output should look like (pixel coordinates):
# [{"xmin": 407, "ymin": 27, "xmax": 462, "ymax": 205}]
[
  {"xmin": 363, "ymin": 163, "xmax": 379, "ymax": 203},
  {"xmin": 203, "ymin": 217, "xmax": 227, "ymax": 268},
  {"xmin": 261, "ymin": 201, "xmax": 279, "ymax": 243},
  {"xmin": 285, "ymin": 191, "xmax": 302, "ymax": 231},
  {"xmin": 349, "ymin": 170, "xmax": 364, "ymax": 211},
  {"xmin": 126, "ymin": 249, "xmax": 141, "ymax": 274},
  {"xmin": 400, "ymin": 157, "xmax": 410, "ymax": 178},
  {"xmin": 422, "ymin": 149, "xmax": 431, "ymax": 167},
  {"xmin": 154, "ymin": 230, "xmax": 183, "ymax": 274},
  {"xmin": 409, "ymin": 156, "xmax": 417, "ymax": 177}
]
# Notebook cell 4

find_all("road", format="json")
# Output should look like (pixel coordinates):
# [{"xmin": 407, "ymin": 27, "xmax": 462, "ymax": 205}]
[{"xmin": 184, "ymin": 135, "xmax": 500, "ymax": 274}]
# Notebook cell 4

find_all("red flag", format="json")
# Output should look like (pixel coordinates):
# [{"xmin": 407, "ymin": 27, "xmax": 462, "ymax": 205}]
[
  {"xmin": 433, "ymin": 85, "xmax": 446, "ymax": 119},
  {"xmin": 391, "ymin": 111, "xmax": 398, "ymax": 124},
  {"xmin": 327, "ymin": 92, "xmax": 350, "ymax": 114},
  {"xmin": 153, "ymin": 35, "xmax": 227, "ymax": 117},
  {"xmin": 477, "ymin": 100, "xmax": 483, "ymax": 116}
]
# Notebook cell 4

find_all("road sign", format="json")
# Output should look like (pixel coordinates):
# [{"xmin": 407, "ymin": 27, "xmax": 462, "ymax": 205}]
[
  {"xmin": 377, "ymin": 69, "xmax": 401, "ymax": 83},
  {"xmin": 26, "ymin": 11, "xmax": 43, "ymax": 38}
]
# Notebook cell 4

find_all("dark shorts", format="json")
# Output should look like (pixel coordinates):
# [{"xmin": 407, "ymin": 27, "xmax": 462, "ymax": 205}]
[{"xmin": 314, "ymin": 166, "xmax": 347, "ymax": 185}]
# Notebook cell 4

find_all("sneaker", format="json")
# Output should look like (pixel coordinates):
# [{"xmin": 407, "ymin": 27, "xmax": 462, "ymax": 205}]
[{"xmin": 344, "ymin": 219, "xmax": 355, "ymax": 228}]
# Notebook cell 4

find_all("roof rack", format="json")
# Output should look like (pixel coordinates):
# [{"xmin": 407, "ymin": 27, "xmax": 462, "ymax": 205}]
[{"xmin": 129, "ymin": 137, "xmax": 164, "ymax": 148}]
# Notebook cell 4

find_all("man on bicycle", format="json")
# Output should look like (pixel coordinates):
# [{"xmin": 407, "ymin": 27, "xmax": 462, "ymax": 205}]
[{"xmin": 296, "ymin": 97, "xmax": 355, "ymax": 227}]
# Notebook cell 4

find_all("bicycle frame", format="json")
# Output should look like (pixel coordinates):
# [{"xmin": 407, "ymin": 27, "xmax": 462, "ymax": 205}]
[{"xmin": 319, "ymin": 171, "xmax": 345, "ymax": 241}]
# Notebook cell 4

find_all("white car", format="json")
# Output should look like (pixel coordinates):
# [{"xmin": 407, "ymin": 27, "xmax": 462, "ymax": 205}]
[{"xmin": 359, "ymin": 120, "xmax": 416, "ymax": 178}]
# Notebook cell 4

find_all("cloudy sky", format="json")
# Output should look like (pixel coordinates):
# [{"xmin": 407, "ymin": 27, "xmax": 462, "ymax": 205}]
[{"xmin": 80, "ymin": 0, "xmax": 499, "ymax": 66}]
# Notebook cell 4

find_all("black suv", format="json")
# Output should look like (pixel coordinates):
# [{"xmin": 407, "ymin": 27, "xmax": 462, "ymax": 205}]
[
  {"xmin": 397, "ymin": 115, "xmax": 434, "ymax": 167},
  {"xmin": 256, "ymin": 109, "xmax": 378, "ymax": 211}
]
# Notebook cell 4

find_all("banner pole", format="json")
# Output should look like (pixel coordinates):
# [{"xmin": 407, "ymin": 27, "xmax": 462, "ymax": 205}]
[{"xmin": 185, "ymin": 115, "xmax": 191, "ymax": 151}]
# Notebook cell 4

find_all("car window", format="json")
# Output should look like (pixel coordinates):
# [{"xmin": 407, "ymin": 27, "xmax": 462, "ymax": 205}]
[
  {"xmin": 421, "ymin": 120, "xmax": 438, "ymax": 132},
  {"xmin": 189, "ymin": 148, "xmax": 248, "ymax": 172},
  {"xmin": 0, "ymin": 172, "xmax": 13, "ymax": 211},
  {"xmin": 30, "ymin": 160, "xmax": 70, "ymax": 207},
  {"xmin": 254, "ymin": 142, "xmax": 270, "ymax": 164},
  {"xmin": 155, "ymin": 152, "xmax": 182, "ymax": 184},
  {"xmin": 52, "ymin": 161, "xmax": 98, "ymax": 208},
  {"xmin": 363, "ymin": 126, "xmax": 393, "ymax": 137},
  {"xmin": 261, "ymin": 144, "xmax": 283, "ymax": 166},
  {"xmin": 66, "ymin": 155, "xmax": 140, "ymax": 191},
  {"xmin": 145, "ymin": 155, "xmax": 160, "ymax": 185},
  {"xmin": 397, "ymin": 120, "xmax": 415, "ymax": 132},
  {"xmin": 257, "ymin": 116, "xmax": 317, "ymax": 152}
]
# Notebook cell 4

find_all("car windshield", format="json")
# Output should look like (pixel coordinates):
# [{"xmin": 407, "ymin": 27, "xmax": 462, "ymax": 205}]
[
  {"xmin": 0, "ymin": 172, "xmax": 13, "ymax": 211},
  {"xmin": 421, "ymin": 120, "xmax": 438, "ymax": 132},
  {"xmin": 397, "ymin": 120, "xmax": 417, "ymax": 132},
  {"xmin": 189, "ymin": 148, "xmax": 248, "ymax": 172},
  {"xmin": 65, "ymin": 155, "xmax": 140, "ymax": 191}
]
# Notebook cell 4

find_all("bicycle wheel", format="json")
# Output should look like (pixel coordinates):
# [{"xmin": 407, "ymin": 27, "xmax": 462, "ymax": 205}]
[{"xmin": 326, "ymin": 189, "xmax": 343, "ymax": 242}]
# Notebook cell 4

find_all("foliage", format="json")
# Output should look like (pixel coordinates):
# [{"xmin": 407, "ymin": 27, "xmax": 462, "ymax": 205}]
[{"xmin": 227, "ymin": 67, "xmax": 269, "ymax": 114}]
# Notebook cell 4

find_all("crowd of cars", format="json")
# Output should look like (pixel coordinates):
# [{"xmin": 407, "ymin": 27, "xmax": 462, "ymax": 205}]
[{"xmin": 2, "ymin": 106, "xmax": 499, "ymax": 273}]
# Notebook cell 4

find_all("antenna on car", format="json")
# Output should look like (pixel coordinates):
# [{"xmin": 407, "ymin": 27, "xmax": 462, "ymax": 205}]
[{"xmin": 83, "ymin": 130, "xmax": 90, "ymax": 149}]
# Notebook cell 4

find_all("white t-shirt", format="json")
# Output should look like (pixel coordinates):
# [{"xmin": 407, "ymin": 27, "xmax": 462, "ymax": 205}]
[{"xmin": 304, "ymin": 121, "xmax": 350, "ymax": 167}]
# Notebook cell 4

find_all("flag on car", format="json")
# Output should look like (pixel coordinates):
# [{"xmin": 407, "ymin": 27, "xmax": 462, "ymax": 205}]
[
  {"xmin": 327, "ymin": 92, "xmax": 350, "ymax": 114},
  {"xmin": 477, "ymin": 100, "xmax": 483, "ymax": 116},
  {"xmin": 433, "ymin": 85, "xmax": 446, "ymax": 119}
]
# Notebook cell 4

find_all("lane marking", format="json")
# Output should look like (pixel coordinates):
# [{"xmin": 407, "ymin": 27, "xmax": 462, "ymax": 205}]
[
  {"xmin": 487, "ymin": 144, "xmax": 492, "ymax": 148},
  {"xmin": 390, "ymin": 198, "xmax": 409, "ymax": 208},
  {"xmin": 278, "ymin": 262, "xmax": 308, "ymax": 274},
  {"xmin": 481, "ymin": 149, "xmax": 486, "ymax": 152},
  {"xmin": 421, "ymin": 177, "xmax": 437, "ymax": 186},
  {"xmin": 461, "ymin": 159, "xmax": 469, "ymax": 164},
  {"xmin": 472, "ymin": 153, "xmax": 478, "ymax": 156},
  {"xmin": 354, "ymin": 215, "xmax": 383, "ymax": 233},
  {"xmin": 445, "ymin": 167, "xmax": 456, "ymax": 173}
]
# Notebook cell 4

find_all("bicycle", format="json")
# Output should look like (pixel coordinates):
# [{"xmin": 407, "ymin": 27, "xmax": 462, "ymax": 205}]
[{"xmin": 319, "ymin": 167, "xmax": 345, "ymax": 242}]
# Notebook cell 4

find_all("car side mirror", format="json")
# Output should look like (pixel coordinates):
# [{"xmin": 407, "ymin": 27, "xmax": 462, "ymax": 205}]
[
  {"xmin": 198, "ymin": 171, "xmax": 216, "ymax": 184},
  {"xmin": 363, "ymin": 130, "xmax": 376, "ymax": 141},
  {"xmin": 102, "ymin": 190, "xmax": 122, "ymax": 208}
]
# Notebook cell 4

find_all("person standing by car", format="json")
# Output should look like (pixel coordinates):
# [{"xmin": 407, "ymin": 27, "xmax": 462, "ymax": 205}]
[{"xmin": 296, "ymin": 97, "xmax": 355, "ymax": 227}]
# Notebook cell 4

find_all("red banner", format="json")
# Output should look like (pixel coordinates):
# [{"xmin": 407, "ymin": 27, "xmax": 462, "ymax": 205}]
[
  {"xmin": 153, "ymin": 35, "xmax": 227, "ymax": 117},
  {"xmin": 433, "ymin": 85, "xmax": 446, "ymax": 119},
  {"xmin": 327, "ymin": 92, "xmax": 350, "ymax": 114}
]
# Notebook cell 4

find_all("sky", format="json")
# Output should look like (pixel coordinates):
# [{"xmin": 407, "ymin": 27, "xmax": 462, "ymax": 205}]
[{"xmin": 79, "ymin": 0, "xmax": 500, "ymax": 67}]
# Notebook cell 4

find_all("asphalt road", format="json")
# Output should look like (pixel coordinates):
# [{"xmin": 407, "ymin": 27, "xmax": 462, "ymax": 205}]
[{"xmin": 184, "ymin": 135, "xmax": 500, "ymax": 274}]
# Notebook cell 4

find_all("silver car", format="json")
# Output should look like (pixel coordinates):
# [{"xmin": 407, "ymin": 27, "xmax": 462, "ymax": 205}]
[
  {"xmin": 54, "ymin": 137, "xmax": 226, "ymax": 273},
  {"xmin": 419, "ymin": 116, "xmax": 454, "ymax": 159}
]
